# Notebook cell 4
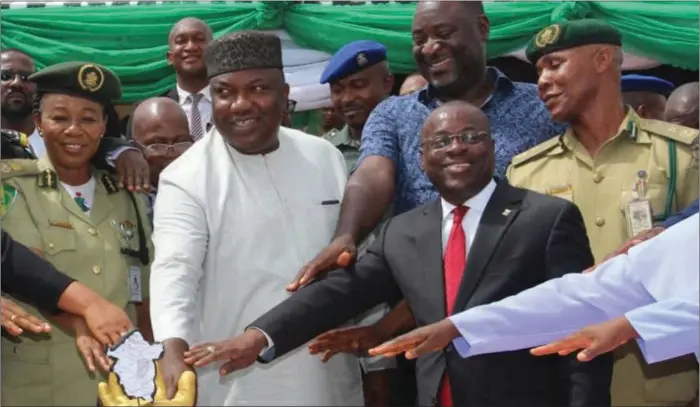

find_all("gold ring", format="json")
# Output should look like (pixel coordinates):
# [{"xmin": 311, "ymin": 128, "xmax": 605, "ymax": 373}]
[{"xmin": 207, "ymin": 346, "xmax": 216, "ymax": 354}]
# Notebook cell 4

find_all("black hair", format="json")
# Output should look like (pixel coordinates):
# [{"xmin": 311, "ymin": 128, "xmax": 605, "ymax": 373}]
[{"xmin": 32, "ymin": 92, "xmax": 123, "ymax": 138}]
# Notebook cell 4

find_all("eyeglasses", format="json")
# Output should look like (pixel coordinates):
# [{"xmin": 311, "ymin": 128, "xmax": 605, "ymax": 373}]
[
  {"xmin": 287, "ymin": 99, "xmax": 297, "ymax": 113},
  {"xmin": 421, "ymin": 131, "xmax": 490, "ymax": 151},
  {"xmin": 136, "ymin": 141, "xmax": 193, "ymax": 156},
  {"xmin": 1, "ymin": 70, "xmax": 32, "ymax": 83}
]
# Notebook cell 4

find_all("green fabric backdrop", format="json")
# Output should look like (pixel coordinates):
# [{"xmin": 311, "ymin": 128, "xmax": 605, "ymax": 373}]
[{"xmin": 2, "ymin": 1, "xmax": 697, "ymax": 103}]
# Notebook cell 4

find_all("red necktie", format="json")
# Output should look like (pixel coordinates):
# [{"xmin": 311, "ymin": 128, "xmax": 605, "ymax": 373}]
[{"xmin": 439, "ymin": 206, "xmax": 468, "ymax": 407}]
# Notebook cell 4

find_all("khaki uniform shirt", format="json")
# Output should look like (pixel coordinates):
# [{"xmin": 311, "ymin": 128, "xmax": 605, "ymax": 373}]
[
  {"xmin": 507, "ymin": 109, "xmax": 699, "ymax": 406},
  {"xmin": 323, "ymin": 126, "xmax": 361, "ymax": 174},
  {"xmin": 0, "ymin": 156, "xmax": 154, "ymax": 407}
]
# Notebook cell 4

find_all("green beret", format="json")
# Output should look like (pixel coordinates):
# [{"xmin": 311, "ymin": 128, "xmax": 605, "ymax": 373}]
[
  {"xmin": 29, "ymin": 61, "xmax": 122, "ymax": 104},
  {"xmin": 526, "ymin": 19, "xmax": 622, "ymax": 64}
]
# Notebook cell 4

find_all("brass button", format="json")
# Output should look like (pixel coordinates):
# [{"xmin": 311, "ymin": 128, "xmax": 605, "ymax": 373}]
[
  {"xmin": 595, "ymin": 217, "xmax": 605, "ymax": 226},
  {"xmin": 88, "ymin": 228, "xmax": 97, "ymax": 236},
  {"xmin": 48, "ymin": 243, "xmax": 55, "ymax": 249},
  {"xmin": 593, "ymin": 172, "xmax": 604, "ymax": 183},
  {"xmin": 92, "ymin": 265, "xmax": 101, "ymax": 275}
]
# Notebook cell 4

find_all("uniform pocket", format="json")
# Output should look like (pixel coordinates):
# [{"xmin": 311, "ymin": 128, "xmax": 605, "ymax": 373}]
[
  {"xmin": 1, "ymin": 338, "xmax": 53, "ymax": 405},
  {"xmin": 40, "ymin": 228, "xmax": 77, "ymax": 256}
]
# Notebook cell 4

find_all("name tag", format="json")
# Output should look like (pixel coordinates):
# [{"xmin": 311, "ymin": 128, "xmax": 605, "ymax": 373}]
[
  {"xmin": 626, "ymin": 199, "xmax": 654, "ymax": 237},
  {"xmin": 547, "ymin": 185, "xmax": 574, "ymax": 202},
  {"xmin": 128, "ymin": 266, "xmax": 143, "ymax": 303}
]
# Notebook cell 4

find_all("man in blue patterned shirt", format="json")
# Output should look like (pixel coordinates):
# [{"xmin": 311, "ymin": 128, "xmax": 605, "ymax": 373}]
[{"xmin": 291, "ymin": 0, "xmax": 564, "ymax": 286}]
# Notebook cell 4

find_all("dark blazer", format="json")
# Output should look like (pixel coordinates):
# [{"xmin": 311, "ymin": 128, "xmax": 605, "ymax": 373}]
[
  {"xmin": 1, "ymin": 230, "xmax": 74, "ymax": 314},
  {"xmin": 252, "ymin": 181, "xmax": 613, "ymax": 407}
]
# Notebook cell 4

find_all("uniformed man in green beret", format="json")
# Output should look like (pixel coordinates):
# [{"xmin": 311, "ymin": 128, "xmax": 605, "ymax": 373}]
[
  {"xmin": 506, "ymin": 19, "xmax": 698, "ymax": 407},
  {"xmin": 1, "ymin": 61, "xmax": 154, "ymax": 406}
]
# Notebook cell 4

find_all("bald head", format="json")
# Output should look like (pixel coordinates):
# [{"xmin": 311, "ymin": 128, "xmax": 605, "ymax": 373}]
[
  {"xmin": 665, "ymin": 82, "xmax": 699, "ymax": 129},
  {"xmin": 169, "ymin": 17, "xmax": 213, "ymax": 43},
  {"xmin": 400, "ymin": 73, "xmax": 428, "ymax": 96},
  {"xmin": 422, "ymin": 100, "xmax": 491, "ymax": 139},
  {"xmin": 131, "ymin": 97, "xmax": 188, "ymax": 140},
  {"xmin": 131, "ymin": 98, "xmax": 192, "ymax": 186}
]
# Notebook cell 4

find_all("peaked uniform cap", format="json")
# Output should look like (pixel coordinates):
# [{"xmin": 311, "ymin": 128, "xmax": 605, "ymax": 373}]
[{"xmin": 29, "ymin": 61, "xmax": 122, "ymax": 103}]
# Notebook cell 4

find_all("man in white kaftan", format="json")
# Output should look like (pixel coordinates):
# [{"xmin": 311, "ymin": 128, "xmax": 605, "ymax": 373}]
[{"xmin": 149, "ymin": 31, "xmax": 363, "ymax": 406}]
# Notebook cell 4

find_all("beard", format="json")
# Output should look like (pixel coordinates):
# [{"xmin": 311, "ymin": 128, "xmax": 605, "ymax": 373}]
[{"xmin": 1, "ymin": 101, "xmax": 32, "ymax": 121}]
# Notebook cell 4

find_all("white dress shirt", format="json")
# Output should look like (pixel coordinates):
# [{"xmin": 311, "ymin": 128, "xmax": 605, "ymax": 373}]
[
  {"xmin": 150, "ymin": 126, "xmax": 363, "ymax": 406},
  {"xmin": 448, "ymin": 213, "xmax": 699, "ymax": 364},
  {"xmin": 176, "ymin": 84, "xmax": 212, "ymax": 137},
  {"xmin": 440, "ymin": 179, "xmax": 497, "ymax": 255}
]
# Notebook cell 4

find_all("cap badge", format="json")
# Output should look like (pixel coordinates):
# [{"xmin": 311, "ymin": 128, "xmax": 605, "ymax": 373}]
[
  {"xmin": 535, "ymin": 24, "xmax": 561, "ymax": 48},
  {"xmin": 78, "ymin": 64, "xmax": 105, "ymax": 92},
  {"xmin": 356, "ymin": 53, "xmax": 368, "ymax": 67}
]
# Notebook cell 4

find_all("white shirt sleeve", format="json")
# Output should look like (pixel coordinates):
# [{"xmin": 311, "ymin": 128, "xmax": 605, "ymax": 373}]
[
  {"xmin": 449, "ymin": 254, "xmax": 655, "ymax": 358},
  {"xmin": 149, "ymin": 176, "xmax": 209, "ymax": 346},
  {"xmin": 626, "ymin": 299, "xmax": 699, "ymax": 365}
]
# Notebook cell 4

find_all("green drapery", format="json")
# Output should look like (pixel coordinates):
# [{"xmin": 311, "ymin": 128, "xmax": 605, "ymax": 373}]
[{"xmin": 2, "ymin": 1, "xmax": 697, "ymax": 103}]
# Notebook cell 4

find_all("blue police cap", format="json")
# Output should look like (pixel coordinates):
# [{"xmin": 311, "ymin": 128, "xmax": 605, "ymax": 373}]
[
  {"xmin": 621, "ymin": 74, "xmax": 675, "ymax": 97},
  {"xmin": 320, "ymin": 40, "xmax": 387, "ymax": 84}
]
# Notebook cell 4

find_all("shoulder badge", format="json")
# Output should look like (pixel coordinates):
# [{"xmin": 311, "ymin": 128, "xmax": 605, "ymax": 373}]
[
  {"xmin": 1, "ymin": 184, "xmax": 17, "ymax": 216},
  {"xmin": 101, "ymin": 174, "xmax": 119, "ymax": 194},
  {"xmin": 37, "ymin": 169, "xmax": 58, "ymax": 189},
  {"xmin": 78, "ymin": 64, "xmax": 105, "ymax": 93},
  {"xmin": 510, "ymin": 136, "xmax": 565, "ymax": 168},
  {"xmin": 640, "ymin": 119, "xmax": 698, "ymax": 145},
  {"xmin": 1, "ymin": 159, "xmax": 40, "ymax": 179}
]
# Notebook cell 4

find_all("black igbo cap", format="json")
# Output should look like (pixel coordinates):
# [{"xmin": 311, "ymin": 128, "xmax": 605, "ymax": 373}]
[
  {"xmin": 526, "ymin": 19, "xmax": 622, "ymax": 64},
  {"xmin": 29, "ymin": 61, "xmax": 122, "ymax": 104},
  {"xmin": 204, "ymin": 31, "xmax": 283, "ymax": 79}
]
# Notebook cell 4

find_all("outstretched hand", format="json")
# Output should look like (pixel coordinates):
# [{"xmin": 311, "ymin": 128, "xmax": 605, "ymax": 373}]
[
  {"xmin": 530, "ymin": 316, "xmax": 638, "ymax": 362},
  {"xmin": 368, "ymin": 319, "xmax": 459, "ymax": 360},
  {"xmin": 287, "ymin": 235, "xmax": 356, "ymax": 292},
  {"xmin": 308, "ymin": 325, "xmax": 385, "ymax": 362},
  {"xmin": 183, "ymin": 329, "xmax": 268, "ymax": 376}
]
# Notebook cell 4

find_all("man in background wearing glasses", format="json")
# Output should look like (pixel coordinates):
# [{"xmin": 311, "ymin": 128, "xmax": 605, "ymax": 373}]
[{"xmin": 129, "ymin": 97, "xmax": 193, "ymax": 224}]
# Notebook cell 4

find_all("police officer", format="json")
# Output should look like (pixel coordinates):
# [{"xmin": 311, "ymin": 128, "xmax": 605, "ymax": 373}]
[
  {"xmin": 320, "ymin": 40, "xmax": 394, "ymax": 173},
  {"xmin": 621, "ymin": 74, "xmax": 675, "ymax": 120},
  {"xmin": 1, "ymin": 61, "xmax": 154, "ymax": 406},
  {"xmin": 506, "ymin": 19, "xmax": 698, "ymax": 407}
]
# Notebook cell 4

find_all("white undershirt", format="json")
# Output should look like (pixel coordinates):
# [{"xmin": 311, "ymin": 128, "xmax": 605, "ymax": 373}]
[
  {"xmin": 61, "ymin": 177, "xmax": 96, "ymax": 216},
  {"xmin": 440, "ymin": 179, "xmax": 497, "ymax": 256},
  {"xmin": 176, "ymin": 84, "xmax": 212, "ymax": 137}
]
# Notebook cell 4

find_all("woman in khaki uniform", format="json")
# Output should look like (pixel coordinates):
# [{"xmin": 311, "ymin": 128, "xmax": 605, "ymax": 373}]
[{"xmin": 1, "ymin": 61, "xmax": 154, "ymax": 406}]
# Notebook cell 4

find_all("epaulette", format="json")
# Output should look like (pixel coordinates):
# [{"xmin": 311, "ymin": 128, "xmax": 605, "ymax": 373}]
[
  {"xmin": 510, "ymin": 136, "xmax": 565, "ymax": 168},
  {"xmin": 640, "ymin": 119, "xmax": 698, "ymax": 145},
  {"xmin": 0, "ymin": 159, "xmax": 41, "ymax": 179}
]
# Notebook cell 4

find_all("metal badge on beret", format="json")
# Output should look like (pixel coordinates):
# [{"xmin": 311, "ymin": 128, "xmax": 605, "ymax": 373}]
[
  {"xmin": 78, "ymin": 64, "xmax": 105, "ymax": 92},
  {"xmin": 535, "ymin": 24, "xmax": 561, "ymax": 48}
]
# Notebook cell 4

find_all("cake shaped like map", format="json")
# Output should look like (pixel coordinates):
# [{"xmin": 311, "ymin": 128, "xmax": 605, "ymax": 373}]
[{"xmin": 106, "ymin": 330, "xmax": 165, "ymax": 402}]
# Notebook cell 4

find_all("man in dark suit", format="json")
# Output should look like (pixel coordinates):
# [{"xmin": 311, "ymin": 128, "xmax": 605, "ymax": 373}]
[
  {"xmin": 183, "ymin": 101, "xmax": 613, "ymax": 407},
  {"xmin": 124, "ymin": 17, "xmax": 213, "ymax": 140}
]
